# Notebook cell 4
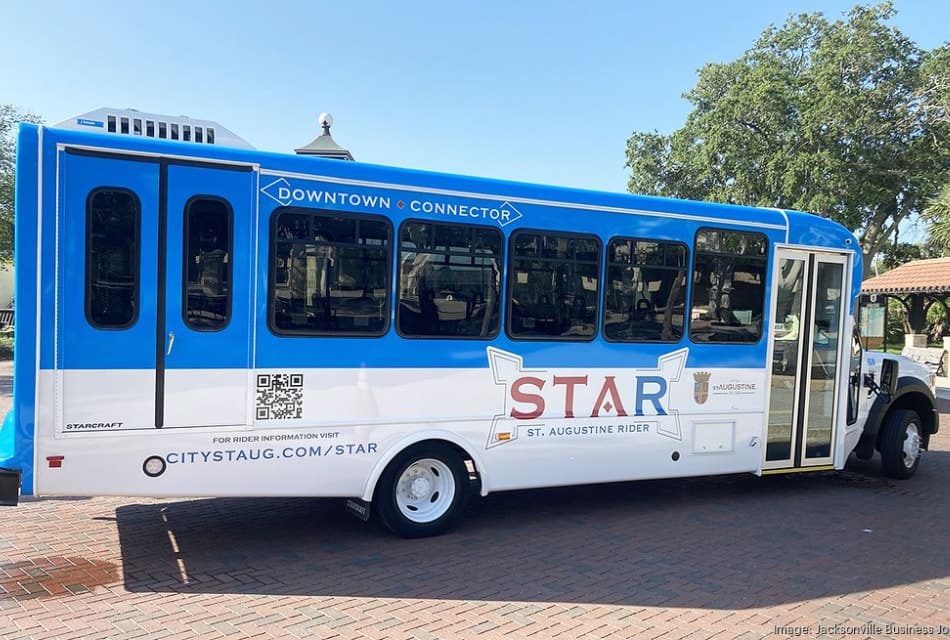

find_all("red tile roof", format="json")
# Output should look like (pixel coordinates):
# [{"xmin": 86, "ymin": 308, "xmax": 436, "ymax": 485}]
[{"xmin": 862, "ymin": 257, "xmax": 950, "ymax": 294}]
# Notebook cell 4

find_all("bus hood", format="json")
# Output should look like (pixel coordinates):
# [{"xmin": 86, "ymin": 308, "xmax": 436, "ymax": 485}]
[{"xmin": 865, "ymin": 351, "xmax": 935, "ymax": 392}]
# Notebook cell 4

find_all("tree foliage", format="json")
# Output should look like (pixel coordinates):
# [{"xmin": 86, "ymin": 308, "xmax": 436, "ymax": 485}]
[
  {"xmin": 625, "ymin": 3, "xmax": 949, "ymax": 273},
  {"xmin": 876, "ymin": 241, "xmax": 940, "ymax": 272},
  {"xmin": 0, "ymin": 104, "xmax": 43, "ymax": 264},
  {"xmin": 925, "ymin": 183, "xmax": 950, "ymax": 249}
]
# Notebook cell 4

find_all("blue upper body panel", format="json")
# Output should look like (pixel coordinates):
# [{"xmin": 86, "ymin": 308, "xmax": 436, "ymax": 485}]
[{"xmin": 19, "ymin": 123, "xmax": 861, "ymax": 374}]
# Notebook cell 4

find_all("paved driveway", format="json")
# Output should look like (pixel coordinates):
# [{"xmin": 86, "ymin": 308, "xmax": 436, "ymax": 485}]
[{"xmin": 1, "ymin": 377, "xmax": 948, "ymax": 639}]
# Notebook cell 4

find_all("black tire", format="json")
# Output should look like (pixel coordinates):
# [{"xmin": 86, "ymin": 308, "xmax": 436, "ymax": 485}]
[
  {"xmin": 879, "ymin": 409, "xmax": 923, "ymax": 479},
  {"xmin": 374, "ymin": 443, "xmax": 470, "ymax": 538}
]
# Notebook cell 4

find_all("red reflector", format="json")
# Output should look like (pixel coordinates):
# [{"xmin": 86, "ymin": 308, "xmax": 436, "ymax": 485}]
[{"xmin": 47, "ymin": 456, "xmax": 64, "ymax": 469}]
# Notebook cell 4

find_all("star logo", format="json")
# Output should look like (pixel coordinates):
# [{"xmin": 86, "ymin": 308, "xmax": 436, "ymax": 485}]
[{"xmin": 484, "ymin": 347, "xmax": 688, "ymax": 449}]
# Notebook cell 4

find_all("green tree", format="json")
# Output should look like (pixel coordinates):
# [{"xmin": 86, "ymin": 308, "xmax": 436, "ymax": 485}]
[
  {"xmin": 876, "ymin": 241, "xmax": 939, "ymax": 271},
  {"xmin": 0, "ymin": 104, "xmax": 43, "ymax": 264},
  {"xmin": 625, "ymin": 3, "xmax": 949, "ymax": 274},
  {"xmin": 925, "ymin": 184, "xmax": 950, "ymax": 248},
  {"xmin": 919, "ymin": 41, "xmax": 950, "ymax": 251}
]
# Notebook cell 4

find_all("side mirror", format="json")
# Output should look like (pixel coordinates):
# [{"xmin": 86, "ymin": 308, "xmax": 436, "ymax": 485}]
[{"xmin": 880, "ymin": 358, "xmax": 899, "ymax": 397}]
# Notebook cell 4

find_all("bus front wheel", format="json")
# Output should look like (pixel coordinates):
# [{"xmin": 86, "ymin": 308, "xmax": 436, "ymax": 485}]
[
  {"xmin": 879, "ymin": 409, "xmax": 923, "ymax": 479},
  {"xmin": 374, "ymin": 443, "xmax": 470, "ymax": 538}
]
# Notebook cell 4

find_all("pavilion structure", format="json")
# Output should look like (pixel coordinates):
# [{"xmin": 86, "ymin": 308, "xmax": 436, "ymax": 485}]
[{"xmin": 858, "ymin": 257, "xmax": 950, "ymax": 360}]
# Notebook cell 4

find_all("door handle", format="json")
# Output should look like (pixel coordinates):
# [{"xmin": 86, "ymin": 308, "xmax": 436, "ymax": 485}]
[{"xmin": 167, "ymin": 331, "xmax": 175, "ymax": 356}]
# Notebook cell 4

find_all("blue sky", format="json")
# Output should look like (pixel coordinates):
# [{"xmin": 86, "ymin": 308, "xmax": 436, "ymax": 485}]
[{"xmin": 3, "ymin": 0, "xmax": 948, "ymax": 194}]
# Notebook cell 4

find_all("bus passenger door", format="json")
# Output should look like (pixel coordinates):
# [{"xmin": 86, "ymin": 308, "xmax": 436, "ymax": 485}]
[
  {"xmin": 58, "ymin": 151, "xmax": 160, "ymax": 431},
  {"xmin": 764, "ymin": 249, "xmax": 849, "ymax": 470},
  {"xmin": 162, "ymin": 164, "xmax": 255, "ymax": 428}
]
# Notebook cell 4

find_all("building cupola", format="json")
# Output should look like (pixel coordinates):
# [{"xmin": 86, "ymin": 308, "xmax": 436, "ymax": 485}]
[{"xmin": 294, "ymin": 112, "xmax": 354, "ymax": 160}]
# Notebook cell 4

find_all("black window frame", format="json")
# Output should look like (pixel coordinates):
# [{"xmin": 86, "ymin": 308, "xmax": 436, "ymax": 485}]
[
  {"xmin": 601, "ymin": 236, "xmax": 689, "ymax": 344},
  {"xmin": 84, "ymin": 187, "xmax": 141, "ymax": 330},
  {"xmin": 182, "ymin": 195, "xmax": 234, "ymax": 332},
  {"xmin": 395, "ymin": 219, "xmax": 505, "ymax": 341},
  {"xmin": 506, "ymin": 228, "xmax": 602, "ymax": 342},
  {"xmin": 267, "ymin": 207, "xmax": 394, "ymax": 338},
  {"xmin": 688, "ymin": 227, "xmax": 769, "ymax": 345}
]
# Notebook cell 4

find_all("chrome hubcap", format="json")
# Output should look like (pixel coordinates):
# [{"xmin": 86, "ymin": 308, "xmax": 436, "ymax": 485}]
[
  {"xmin": 903, "ymin": 423, "xmax": 921, "ymax": 469},
  {"xmin": 395, "ymin": 458, "xmax": 455, "ymax": 523}
]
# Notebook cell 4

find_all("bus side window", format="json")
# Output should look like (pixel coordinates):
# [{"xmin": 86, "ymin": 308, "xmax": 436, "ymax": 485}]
[
  {"xmin": 269, "ymin": 209, "xmax": 392, "ymax": 336},
  {"xmin": 85, "ymin": 188, "xmax": 140, "ymax": 329},
  {"xmin": 508, "ymin": 231, "xmax": 600, "ymax": 341},
  {"xmin": 689, "ymin": 228, "xmax": 768, "ymax": 343},
  {"xmin": 396, "ymin": 221, "xmax": 502, "ymax": 339},
  {"xmin": 184, "ymin": 198, "xmax": 232, "ymax": 331},
  {"xmin": 603, "ymin": 238, "xmax": 687, "ymax": 342}
]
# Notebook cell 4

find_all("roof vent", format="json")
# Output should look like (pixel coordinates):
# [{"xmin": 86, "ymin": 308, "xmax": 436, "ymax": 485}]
[{"xmin": 55, "ymin": 107, "xmax": 254, "ymax": 150}]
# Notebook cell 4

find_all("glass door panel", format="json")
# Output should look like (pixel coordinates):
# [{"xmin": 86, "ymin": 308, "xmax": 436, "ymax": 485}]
[
  {"xmin": 764, "ymin": 251, "xmax": 848, "ymax": 470},
  {"xmin": 801, "ymin": 260, "xmax": 845, "ymax": 463},
  {"xmin": 766, "ymin": 255, "xmax": 807, "ymax": 464}
]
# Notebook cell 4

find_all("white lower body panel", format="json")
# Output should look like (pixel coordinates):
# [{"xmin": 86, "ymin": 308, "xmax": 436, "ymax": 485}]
[
  {"xmin": 36, "ymin": 359, "xmax": 773, "ymax": 499},
  {"xmin": 165, "ymin": 368, "xmax": 247, "ymax": 427},
  {"xmin": 61, "ymin": 369, "xmax": 155, "ymax": 431}
]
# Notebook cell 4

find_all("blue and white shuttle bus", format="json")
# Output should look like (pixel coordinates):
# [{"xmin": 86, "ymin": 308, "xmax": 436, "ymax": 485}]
[{"xmin": 0, "ymin": 108, "xmax": 938, "ymax": 537}]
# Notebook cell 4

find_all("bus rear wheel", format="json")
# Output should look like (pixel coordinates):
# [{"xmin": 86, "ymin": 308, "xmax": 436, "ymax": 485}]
[
  {"xmin": 375, "ymin": 443, "xmax": 469, "ymax": 538},
  {"xmin": 879, "ymin": 409, "xmax": 923, "ymax": 479}
]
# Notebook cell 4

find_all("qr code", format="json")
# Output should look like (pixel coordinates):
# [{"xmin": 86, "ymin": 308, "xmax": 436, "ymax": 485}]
[{"xmin": 256, "ymin": 373, "xmax": 304, "ymax": 420}]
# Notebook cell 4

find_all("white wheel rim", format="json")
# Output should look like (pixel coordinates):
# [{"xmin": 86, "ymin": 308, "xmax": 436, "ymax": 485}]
[
  {"xmin": 903, "ymin": 422, "xmax": 921, "ymax": 469},
  {"xmin": 395, "ymin": 458, "xmax": 456, "ymax": 523}
]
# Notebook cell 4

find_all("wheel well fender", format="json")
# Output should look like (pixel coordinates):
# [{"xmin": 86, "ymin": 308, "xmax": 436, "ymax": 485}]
[
  {"xmin": 361, "ymin": 431, "xmax": 488, "ymax": 502},
  {"xmin": 857, "ymin": 376, "xmax": 937, "ymax": 458},
  {"xmin": 875, "ymin": 391, "xmax": 938, "ymax": 451}
]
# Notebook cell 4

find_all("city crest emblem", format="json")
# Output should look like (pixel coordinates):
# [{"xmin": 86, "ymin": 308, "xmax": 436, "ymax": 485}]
[{"xmin": 693, "ymin": 372, "xmax": 711, "ymax": 405}]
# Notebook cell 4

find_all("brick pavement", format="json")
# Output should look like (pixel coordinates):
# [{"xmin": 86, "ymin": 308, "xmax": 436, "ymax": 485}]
[{"xmin": 1, "ymin": 369, "xmax": 948, "ymax": 639}]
